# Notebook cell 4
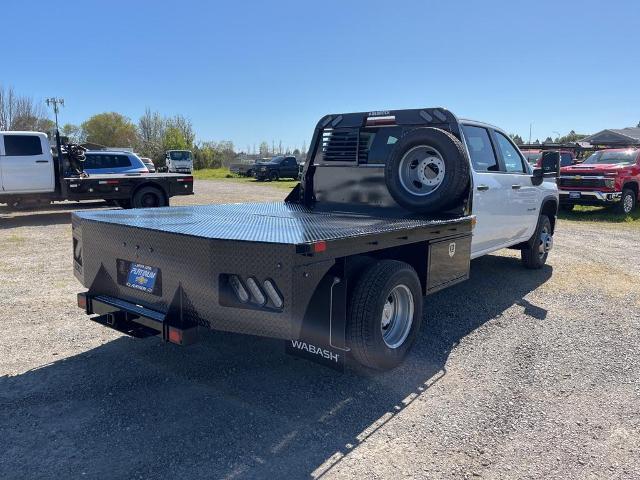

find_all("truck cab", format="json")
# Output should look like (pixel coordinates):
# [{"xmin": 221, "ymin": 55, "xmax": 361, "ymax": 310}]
[
  {"xmin": 165, "ymin": 150, "xmax": 193, "ymax": 174},
  {"xmin": 459, "ymin": 121, "xmax": 558, "ymax": 258},
  {"xmin": 0, "ymin": 131, "xmax": 55, "ymax": 194}
]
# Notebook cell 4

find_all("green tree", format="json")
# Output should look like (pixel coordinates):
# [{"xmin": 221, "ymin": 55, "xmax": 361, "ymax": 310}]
[
  {"xmin": 162, "ymin": 126, "xmax": 189, "ymax": 151},
  {"xmin": 259, "ymin": 141, "xmax": 270, "ymax": 157},
  {"xmin": 509, "ymin": 133, "xmax": 524, "ymax": 145},
  {"xmin": 61, "ymin": 123, "xmax": 81, "ymax": 143},
  {"xmin": 81, "ymin": 112, "xmax": 137, "ymax": 147},
  {"xmin": 137, "ymin": 108, "xmax": 166, "ymax": 163},
  {"xmin": 555, "ymin": 130, "xmax": 588, "ymax": 144},
  {"xmin": 166, "ymin": 115, "xmax": 195, "ymax": 147}
]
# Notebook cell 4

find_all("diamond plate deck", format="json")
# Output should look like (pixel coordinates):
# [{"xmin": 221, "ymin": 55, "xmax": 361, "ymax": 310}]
[{"xmin": 74, "ymin": 202, "xmax": 468, "ymax": 245}]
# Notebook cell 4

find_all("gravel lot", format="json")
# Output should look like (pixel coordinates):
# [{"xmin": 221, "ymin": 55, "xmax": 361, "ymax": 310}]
[{"xmin": 1, "ymin": 180, "xmax": 638, "ymax": 479}]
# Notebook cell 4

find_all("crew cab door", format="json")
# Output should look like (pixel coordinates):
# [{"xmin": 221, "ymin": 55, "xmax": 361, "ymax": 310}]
[
  {"xmin": 0, "ymin": 133, "xmax": 54, "ymax": 193},
  {"xmin": 491, "ymin": 129, "xmax": 540, "ymax": 242},
  {"xmin": 462, "ymin": 124, "xmax": 511, "ymax": 256}
]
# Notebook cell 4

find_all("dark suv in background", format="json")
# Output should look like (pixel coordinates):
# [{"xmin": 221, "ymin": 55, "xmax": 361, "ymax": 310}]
[{"xmin": 254, "ymin": 155, "xmax": 300, "ymax": 181}]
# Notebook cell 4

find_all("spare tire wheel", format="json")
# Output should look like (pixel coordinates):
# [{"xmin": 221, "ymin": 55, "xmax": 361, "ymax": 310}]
[{"xmin": 384, "ymin": 127, "xmax": 470, "ymax": 214}]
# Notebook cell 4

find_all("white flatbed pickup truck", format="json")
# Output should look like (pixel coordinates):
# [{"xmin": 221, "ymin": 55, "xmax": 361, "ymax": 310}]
[
  {"xmin": 74, "ymin": 108, "xmax": 559, "ymax": 371},
  {"xmin": 0, "ymin": 131, "xmax": 194, "ymax": 209}
]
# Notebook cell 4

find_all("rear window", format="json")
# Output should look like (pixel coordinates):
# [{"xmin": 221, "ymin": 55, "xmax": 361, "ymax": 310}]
[{"xmin": 4, "ymin": 135, "xmax": 43, "ymax": 156}]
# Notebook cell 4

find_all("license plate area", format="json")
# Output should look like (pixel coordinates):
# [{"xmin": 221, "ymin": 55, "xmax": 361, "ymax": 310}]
[
  {"xmin": 569, "ymin": 191, "xmax": 581, "ymax": 199},
  {"xmin": 117, "ymin": 259, "xmax": 162, "ymax": 296}
]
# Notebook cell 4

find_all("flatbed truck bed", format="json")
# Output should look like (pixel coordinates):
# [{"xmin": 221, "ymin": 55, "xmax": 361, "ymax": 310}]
[{"xmin": 74, "ymin": 202, "xmax": 473, "ymax": 370}]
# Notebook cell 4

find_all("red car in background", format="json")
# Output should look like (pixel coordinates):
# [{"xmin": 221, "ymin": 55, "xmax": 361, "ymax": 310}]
[{"xmin": 558, "ymin": 148, "xmax": 640, "ymax": 214}]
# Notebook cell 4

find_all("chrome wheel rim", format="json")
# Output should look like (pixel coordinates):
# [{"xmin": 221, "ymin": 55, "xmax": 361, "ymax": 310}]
[
  {"xmin": 539, "ymin": 225, "xmax": 553, "ymax": 259},
  {"xmin": 623, "ymin": 194, "xmax": 633, "ymax": 213},
  {"xmin": 381, "ymin": 284, "xmax": 414, "ymax": 349},
  {"xmin": 398, "ymin": 146, "xmax": 446, "ymax": 196}
]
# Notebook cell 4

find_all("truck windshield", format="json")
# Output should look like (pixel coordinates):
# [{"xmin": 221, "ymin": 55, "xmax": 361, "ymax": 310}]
[
  {"xmin": 583, "ymin": 150, "xmax": 637, "ymax": 165},
  {"xmin": 170, "ymin": 151, "xmax": 192, "ymax": 161},
  {"xmin": 270, "ymin": 156, "xmax": 284, "ymax": 163}
]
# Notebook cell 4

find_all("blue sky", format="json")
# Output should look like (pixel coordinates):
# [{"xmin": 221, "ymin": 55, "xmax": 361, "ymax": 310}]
[{"xmin": 4, "ymin": 0, "xmax": 639, "ymax": 150}]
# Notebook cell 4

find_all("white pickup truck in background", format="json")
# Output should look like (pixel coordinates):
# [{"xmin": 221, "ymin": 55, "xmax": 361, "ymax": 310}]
[{"xmin": 0, "ymin": 131, "xmax": 194, "ymax": 209}]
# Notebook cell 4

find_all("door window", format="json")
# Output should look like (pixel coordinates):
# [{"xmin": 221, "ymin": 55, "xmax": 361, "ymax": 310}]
[
  {"xmin": 494, "ymin": 131, "xmax": 526, "ymax": 173},
  {"xmin": 4, "ymin": 135, "xmax": 43, "ymax": 156},
  {"xmin": 461, "ymin": 125, "xmax": 499, "ymax": 172}
]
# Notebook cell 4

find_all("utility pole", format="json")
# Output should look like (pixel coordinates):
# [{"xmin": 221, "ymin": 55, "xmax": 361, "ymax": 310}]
[
  {"xmin": 528, "ymin": 123, "xmax": 532, "ymax": 145},
  {"xmin": 46, "ymin": 97, "xmax": 66, "ymax": 193},
  {"xmin": 46, "ymin": 97, "xmax": 64, "ymax": 131}
]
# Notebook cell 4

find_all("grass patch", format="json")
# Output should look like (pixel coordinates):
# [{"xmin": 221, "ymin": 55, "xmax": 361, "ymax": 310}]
[
  {"xmin": 193, "ymin": 168, "xmax": 298, "ymax": 190},
  {"xmin": 559, "ymin": 205, "xmax": 640, "ymax": 226}
]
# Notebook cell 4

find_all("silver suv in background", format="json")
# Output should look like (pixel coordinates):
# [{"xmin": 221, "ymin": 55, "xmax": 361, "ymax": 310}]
[{"xmin": 83, "ymin": 151, "xmax": 149, "ymax": 175}]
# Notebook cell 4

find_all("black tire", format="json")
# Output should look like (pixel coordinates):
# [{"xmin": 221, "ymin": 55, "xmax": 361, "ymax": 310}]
[
  {"xmin": 384, "ymin": 128, "xmax": 470, "ymax": 214},
  {"xmin": 617, "ymin": 188, "xmax": 637, "ymax": 214},
  {"xmin": 559, "ymin": 203, "xmax": 574, "ymax": 212},
  {"xmin": 131, "ymin": 186, "xmax": 167, "ymax": 209},
  {"xmin": 347, "ymin": 260, "xmax": 423, "ymax": 371},
  {"xmin": 269, "ymin": 171, "xmax": 279, "ymax": 181},
  {"xmin": 521, "ymin": 215, "xmax": 552, "ymax": 269}
]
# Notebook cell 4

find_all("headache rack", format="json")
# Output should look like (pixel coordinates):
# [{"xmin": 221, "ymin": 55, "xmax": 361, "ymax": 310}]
[{"xmin": 287, "ymin": 107, "xmax": 465, "ymax": 214}]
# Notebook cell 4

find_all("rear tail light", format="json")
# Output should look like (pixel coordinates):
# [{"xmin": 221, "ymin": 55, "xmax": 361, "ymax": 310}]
[
  {"xmin": 245, "ymin": 277, "xmax": 266, "ymax": 306},
  {"xmin": 224, "ymin": 275, "xmax": 283, "ymax": 309},
  {"xmin": 263, "ymin": 279, "xmax": 283, "ymax": 309},
  {"xmin": 77, "ymin": 293, "xmax": 87, "ymax": 310},
  {"xmin": 228, "ymin": 275, "xmax": 249, "ymax": 303}
]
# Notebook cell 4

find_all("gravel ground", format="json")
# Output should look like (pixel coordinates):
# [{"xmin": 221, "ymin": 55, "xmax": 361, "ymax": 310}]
[{"xmin": 1, "ymin": 180, "xmax": 638, "ymax": 479}]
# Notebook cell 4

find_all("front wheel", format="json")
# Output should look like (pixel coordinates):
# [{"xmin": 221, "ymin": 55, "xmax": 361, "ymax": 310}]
[
  {"xmin": 347, "ymin": 260, "xmax": 423, "ymax": 370},
  {"xmin": 618, "ymin": 188, "xmax": 637, "ymax": 214},
  {"xmin": 521, "ymin": 215, "xmax": 553, "ymax": 269}
]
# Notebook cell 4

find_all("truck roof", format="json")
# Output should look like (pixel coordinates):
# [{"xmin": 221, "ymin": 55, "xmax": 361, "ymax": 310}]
[{"xmin": 0, "ymin": 130, "xmax": 48, "ymax": 138}]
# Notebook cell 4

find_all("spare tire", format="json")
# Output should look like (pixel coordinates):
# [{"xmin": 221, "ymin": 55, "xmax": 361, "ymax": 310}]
[{"xmin": 384, "ymin": 127, "xmax": 470, "ymax": 214}]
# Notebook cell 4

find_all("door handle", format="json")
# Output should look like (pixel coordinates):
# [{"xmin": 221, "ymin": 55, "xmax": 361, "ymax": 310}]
[
  {"xmin": 511, "ymin": 184, "xmax": 522, "ymax": 190},
  {"xmin": 35, "ymin": 160, "xmax": 49, "ymax": 163},
  {"xmin": 477, "ymin": 185, "xmax": 489, "ymax": 191}
]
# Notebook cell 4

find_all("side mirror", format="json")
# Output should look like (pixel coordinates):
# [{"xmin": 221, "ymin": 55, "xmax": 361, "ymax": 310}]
[{"xmin": 532, "ymin": 167, "xmax": 544, "ymax": 186}]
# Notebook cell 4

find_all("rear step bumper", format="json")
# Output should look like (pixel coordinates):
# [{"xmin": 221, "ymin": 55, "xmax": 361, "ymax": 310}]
[{"xmin": 77, "ymin": 292, "xmax": 198, "ymax": 345}]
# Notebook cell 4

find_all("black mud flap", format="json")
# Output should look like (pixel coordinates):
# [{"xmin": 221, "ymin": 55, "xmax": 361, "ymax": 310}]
[
  {"xmin": 284, "ymin": 266, "xmax": 349, "ymax": 372},
  {"xmin": 285, "ymin": 339, "xmax": 345, "ymax": 371}
]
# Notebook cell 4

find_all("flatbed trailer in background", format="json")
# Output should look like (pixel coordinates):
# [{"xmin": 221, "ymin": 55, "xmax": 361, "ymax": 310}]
[{"xmin": 0, "ymin": 131, "xmax": 194, "ymax": 209}]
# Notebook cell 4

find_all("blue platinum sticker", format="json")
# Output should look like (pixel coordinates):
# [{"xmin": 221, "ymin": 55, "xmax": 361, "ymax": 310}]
[{"xmin": 126, "ymin": 263, "xmax": 158, "ymax": 293}]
